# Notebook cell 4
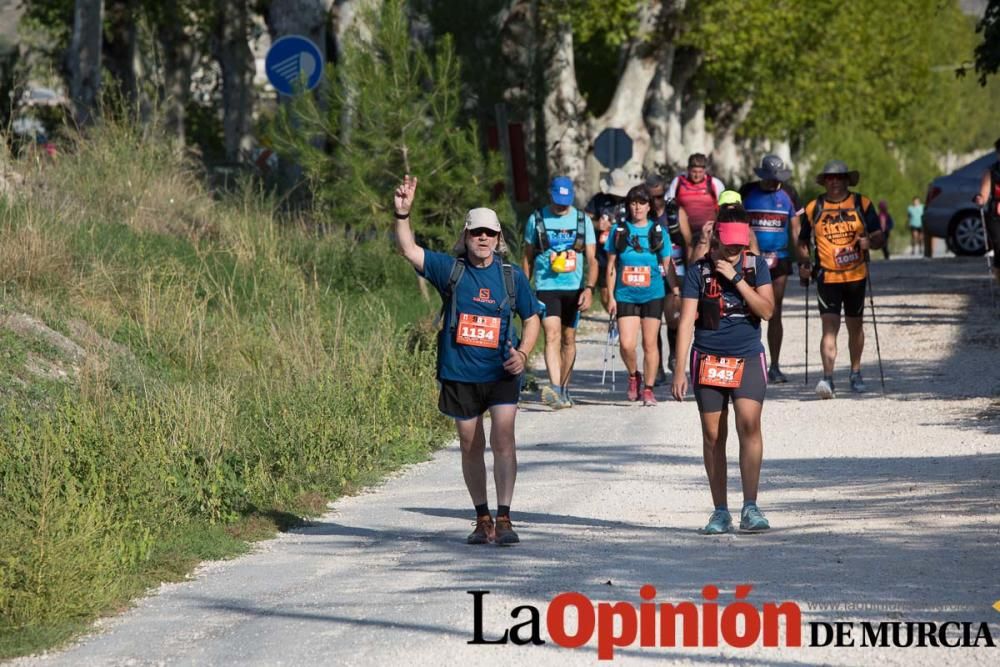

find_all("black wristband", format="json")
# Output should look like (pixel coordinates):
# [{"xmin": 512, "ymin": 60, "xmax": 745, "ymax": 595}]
[
  {"xmin": 584, "ymin": 285, "xmax": 595, "ymax": 291},
  {"xmin": 393, "ymin": 210, "xmax": 410, "ymax": 219}
]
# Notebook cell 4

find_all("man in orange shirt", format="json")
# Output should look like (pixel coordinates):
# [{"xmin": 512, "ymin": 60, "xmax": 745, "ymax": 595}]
[{"xmin": 797, "ymin": 161, "xmax": 884, "ymax": 398}]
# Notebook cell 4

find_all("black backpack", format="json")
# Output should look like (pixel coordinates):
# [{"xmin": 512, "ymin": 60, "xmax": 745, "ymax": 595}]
[
  {"xmin": 439, "ymin": 257, "xmax": 518, "ymax": 351},
  {"xmin": 533, "ymin": 207, "xmax": 588, "ymax": 253}
]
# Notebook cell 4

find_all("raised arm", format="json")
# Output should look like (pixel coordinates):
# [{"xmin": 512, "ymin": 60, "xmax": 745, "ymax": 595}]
[{"xmin": 393, "ymin": 175, "xmax": 425, "ymax": 273}]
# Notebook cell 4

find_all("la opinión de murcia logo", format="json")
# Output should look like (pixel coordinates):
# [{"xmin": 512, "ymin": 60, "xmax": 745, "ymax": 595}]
[{"xmin": 467, "ymin": 586, "xmax": 999, "ymax": 660}]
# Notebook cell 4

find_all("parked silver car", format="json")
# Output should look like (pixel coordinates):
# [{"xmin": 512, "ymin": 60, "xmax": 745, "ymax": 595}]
[{"xmin": 923, "ymin": 153, "xmax": 993, "ymax": 255}]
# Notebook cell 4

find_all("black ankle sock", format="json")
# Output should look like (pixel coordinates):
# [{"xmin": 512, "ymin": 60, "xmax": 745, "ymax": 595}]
[
  {"xmin": 475, "ymin": 503, "xmax": 490, "ymax": 517},
  {"xmin": 497, "ymin": 504, "xmax": 510, "ymax": 518}
]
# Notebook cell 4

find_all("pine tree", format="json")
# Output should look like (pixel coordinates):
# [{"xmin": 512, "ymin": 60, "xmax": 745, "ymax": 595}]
[{"xmin": 268, "ymin": 0, "xmax": 508, "ymax": 251}]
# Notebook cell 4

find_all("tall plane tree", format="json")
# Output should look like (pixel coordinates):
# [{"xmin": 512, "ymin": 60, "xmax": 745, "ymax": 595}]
[{"xmin": 69, "ymin": 0, "xmax": 103, "ymax": 126}]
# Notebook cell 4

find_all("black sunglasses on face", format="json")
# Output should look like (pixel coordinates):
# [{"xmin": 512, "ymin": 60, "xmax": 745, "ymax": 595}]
[{"xmin": 468, "ymin": 228, "xmax": 499, "ymax": 238}]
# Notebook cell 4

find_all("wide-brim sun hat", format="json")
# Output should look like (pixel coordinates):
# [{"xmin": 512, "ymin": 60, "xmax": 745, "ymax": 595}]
[
  {"xmin": 815, "ymin": 160, "xmax": 860, "ymax": 187},
  {"xmin": 451, "ymin": 207, "xmax": 509, "ymax": 255},
  {"xmin": 753, "ymin": 154, "xmax": 792, "ymax": 182}
]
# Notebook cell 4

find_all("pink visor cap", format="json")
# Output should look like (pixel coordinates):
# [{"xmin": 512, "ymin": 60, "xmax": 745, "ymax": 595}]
[{"xmin": 716, "ymin": 222, "xmax": 750, "ymax": 246}]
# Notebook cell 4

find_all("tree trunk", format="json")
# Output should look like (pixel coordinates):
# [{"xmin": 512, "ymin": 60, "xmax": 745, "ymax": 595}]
[
  {"xmin": 103, "ymin": 0, "xmax": 137, "ymax": 104},
  {"xmin": 157, "ymin": 7, "xmax": 194, "ymax": 145},
  {"xmin": 214, "ymin": 0, "xmax": 255, "ymax": 163},
  {"xmin": 69, "ymin": 0, "xmax": 104, "ymax": 127},
  {"xmin": 541, "ymin": 24, "xmax": 589, "ymax": 186},
  {"xmin": 498, "ymin": 0, "xmax": 540, "ymax": 194},
  {"xmin": 539, "ymin": 0, "xmax": 666, "ymax": 198},
  {"xmin": 266, "ymin": 0, "xmax": 333, "ymax": 191}
]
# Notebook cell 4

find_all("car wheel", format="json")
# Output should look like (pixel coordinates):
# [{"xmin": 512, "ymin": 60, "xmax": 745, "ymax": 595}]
[{"xmin": 948, "ymin": 211, "xmax": 987, "ymax": 256}]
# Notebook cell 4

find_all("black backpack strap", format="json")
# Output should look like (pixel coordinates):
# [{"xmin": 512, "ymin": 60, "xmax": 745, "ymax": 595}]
[
  {"xmin": 574, "ymin": 208, "xmax": 587, "ymax": 251},
  {"xmin": 648, "ymin": 222, "xmax": 664, "ymax": 253},
  {"xmin": 533, "ymin": 208, "xmax": 549, "ymax": 251},
  {"xmin": 443, "ymin": 258, "xmax": 467, "ymax": 334},
  {"xmin": 742, "ymin": 251, "xmax": 757, "ymax": 288},
  {"xmin": 498, "ymin": 262, "xmax": 518, "ymax": 349},
  {"xmin": 613, "ymin": 221, "xmax": 630, "ymax": 254}
]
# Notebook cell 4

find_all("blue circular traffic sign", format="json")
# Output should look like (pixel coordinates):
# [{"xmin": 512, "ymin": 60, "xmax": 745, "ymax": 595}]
[{"xmin": 265, "ymin": 35, "xmax": 324, "ymax": 96}]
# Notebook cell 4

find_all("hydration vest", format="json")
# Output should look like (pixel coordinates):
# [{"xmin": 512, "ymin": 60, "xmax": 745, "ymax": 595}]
[
  {"xmin": 694, "ymin": 253, "xmax": 759, "ymax": 331},
  {"xmin": 533, "ymin": 208, "xmax": 588, "ymax": 253},
  {"xmin": 612, "ymin": 220, "xmax": 665, "ymax": 255}
]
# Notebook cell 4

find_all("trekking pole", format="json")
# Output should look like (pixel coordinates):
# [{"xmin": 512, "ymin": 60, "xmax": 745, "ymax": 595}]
[
  {"xmin": 864, "ymin": 258, "xmax": 886, "ymax": 395},
  {"xmin": 601, "ymin": 316, "xmax": 612, "ymax": 387},
  {"xmin": 803, "ymin": 278, "xmax": 809, "ymax": 386},
  {"xmin": 981, "ymin": 207, "xmax": 997, "ymax": 310},
  {"xmin": 611, "ymin": 319, "xmax": 618, "ymax": 392}
]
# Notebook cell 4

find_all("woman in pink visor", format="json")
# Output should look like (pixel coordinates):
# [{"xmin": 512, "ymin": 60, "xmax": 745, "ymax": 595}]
[{"xmin": 672, "ymin": 192, "xmax": 776, "ymax": 535}]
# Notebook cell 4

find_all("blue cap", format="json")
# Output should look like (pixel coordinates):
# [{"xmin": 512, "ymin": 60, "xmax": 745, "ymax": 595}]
[{"xmin": 549, "ymin": 176, "xmax": 574, "ymax": 206}]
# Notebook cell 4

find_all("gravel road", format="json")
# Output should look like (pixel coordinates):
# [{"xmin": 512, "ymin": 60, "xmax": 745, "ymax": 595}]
[{"xmin": 13, "ymin": 257, "xmax": 1000, "ymax": 666}]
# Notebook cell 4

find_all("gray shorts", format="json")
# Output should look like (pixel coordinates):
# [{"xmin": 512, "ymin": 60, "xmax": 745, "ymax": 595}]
[{"xmin": 690, "ymin": 350, "xmax": 767, "ymax": 412}]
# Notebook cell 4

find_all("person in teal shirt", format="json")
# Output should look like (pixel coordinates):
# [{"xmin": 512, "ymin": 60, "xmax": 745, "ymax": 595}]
[
  {"xmin": 906, "ymin": 196, "xmax": 924, "ymax": 256},
  {"xmin": 522, "ymin": 176, "xmax": 598, "ymax": 409},
  {"xmin": 605, "ymin": 184, "xmax": 679, "ymax": 406}
]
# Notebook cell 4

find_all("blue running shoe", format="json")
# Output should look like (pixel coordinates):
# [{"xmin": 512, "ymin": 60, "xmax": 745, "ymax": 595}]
[
  {"xmin": 740, "ymin": 505, "xmax": 770, "ymax": 532},
  {"xmin": 702, "ymin": 510, "xmax": 732, "ymax": 535}
]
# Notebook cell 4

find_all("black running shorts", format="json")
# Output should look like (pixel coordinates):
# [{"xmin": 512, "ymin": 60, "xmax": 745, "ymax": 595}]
[
  {"xmin": 767, "ymin": 258, "xmax": 793, "ymax": 279},
  {"xmin": 816, "ymin": 278, "xmax": 866, "ymax": 318},
  {"xmin": 690, "ymin": 350, "xmax": 768, "ymax": 412},
  {"xmin": 438, "ymin": 374, "xmax": 522, "ymax": 420},
  {"xmin": 538, "ymin": 289, "xmax": 583, "ymax": 328},
  {"xmin": 616, "ymin": 298, "xmax": 664, "ymax": 320}
]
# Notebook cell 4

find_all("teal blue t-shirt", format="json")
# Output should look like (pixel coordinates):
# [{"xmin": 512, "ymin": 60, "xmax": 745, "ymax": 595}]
[
  {"xmin": 524, "ymin": 206, "xmax": 596, "ymax": 292},
  {"xmin": 604, "ymin": 221, "xmax": 671, "ymax": 304},
  {"xmin": 907, "ymin": 204, "xmax": 924, "ymax": 229}
]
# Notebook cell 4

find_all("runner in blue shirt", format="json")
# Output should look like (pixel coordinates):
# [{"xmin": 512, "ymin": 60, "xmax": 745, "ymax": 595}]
[
  {"xmin": 605, "ymin": 184, "xmax": 679, "ymax": 406},
  {"xmin": 672, "ymin": 192, "xmax": 775, "ymax": 535},
  {"xmin": 740, "ymin": 155, "xmax": 799, "ymax": 383},
  {"xmin": 393, "ymin": 175, "xmax": 540, "ymax": 546},
  {"xmin": 522, "ymin": 176, "xmax": 598, "ymax": 409}
]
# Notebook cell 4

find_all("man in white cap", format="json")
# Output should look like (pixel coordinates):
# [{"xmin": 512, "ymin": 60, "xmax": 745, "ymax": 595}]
[
  {"xmin": 797, "ymin": 161, "xmax": 884, "ymax": 398},
  {"xmin": 393, "ymin": 175, "xmax": 540, "ymax": 545},
  {"xmin": 523, "ymin": 176, "xmax": 598, "ymax": 409},
  {"xmin": 740, "ymin": 155, "xmax": 800, "ymax": 383}
]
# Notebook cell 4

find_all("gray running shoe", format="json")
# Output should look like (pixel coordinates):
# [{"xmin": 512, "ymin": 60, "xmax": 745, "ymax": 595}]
[
  {"xmin": 849, "ymin": 371, "xmax": 866, "ymax": 393},
  {"xmin": 560, "ymin": 389, "xmax": 574, "ymax": 408},
  {"xmin": 767, "ymin": 367, "xmax": 788, "ymax": 383},
  {"xmin": 740, "ymin": 505, "xmax": 770, "ymax": 532},
  {"xmin": 541, "ymin": 385, "xmax": 566, "ymax": 409},
  {"xmin": 702, "ymin": 509, "xmax": 732, "ymax": 535},
  {"xmin": 815, "ymin": 378, "xmax": 835, "ymax": 399}
]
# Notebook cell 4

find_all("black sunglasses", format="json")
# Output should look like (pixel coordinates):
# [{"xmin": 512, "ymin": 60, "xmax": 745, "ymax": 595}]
[{"xmin": 468, "ymin": 227, "xmax": 499, "ymax": 238}]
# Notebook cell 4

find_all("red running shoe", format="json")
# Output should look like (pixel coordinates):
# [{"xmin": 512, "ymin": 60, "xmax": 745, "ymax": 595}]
[
  {"xmin": 642, "ymin": 386, "xmax": 657, "ymax": 406},
  {"xmin": 627, "ymin": 372, "xmax": 642, "ymax": 401}
]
